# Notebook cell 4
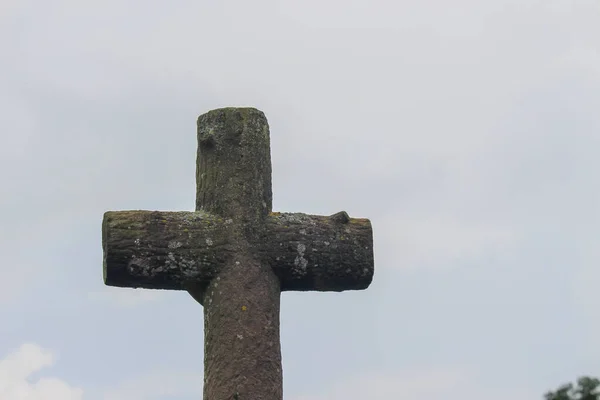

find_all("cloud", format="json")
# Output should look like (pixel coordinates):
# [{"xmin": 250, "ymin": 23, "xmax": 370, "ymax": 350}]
[
  {"xmin": 377, "ymin": 210, "xmax": 519, "ymax": 270},
  {"xmin": 0, "ymin": 344, "xmax": 83, "ymax": 400},
  {"xmin": 290, "ymin": 366, "xmax": 535, "ymax": 400},
  {"xmin": 100, "ymin": 366, "xmax": 537, "ymax": 400},
  {"xmin": 561, "ymin": 46, "xmax": 600, "ymax": 82},
  {"xmin": 87, "ymin": 287, "xmax": 165, "ymax": 308},
  {"xmin": 571, "ymin": 238, "xmax": 600, "ymax": 356},
  {"xmin": 102, "ymin": 370, "xmax": 203, "ymax": 400},
  {"xmin": 0, "ymin": 345, "xmax": 201, "ymax": 400}
]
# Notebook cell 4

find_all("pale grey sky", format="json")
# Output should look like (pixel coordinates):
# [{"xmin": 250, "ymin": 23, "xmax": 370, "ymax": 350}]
[{"xmin": 1, "ymin": 0, "xmax": 599, "ymax": 399}]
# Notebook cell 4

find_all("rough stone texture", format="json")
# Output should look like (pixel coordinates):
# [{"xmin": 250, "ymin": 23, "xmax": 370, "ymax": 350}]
[
  {"xmin": 102, "ymin": 211, "xmax": 228, "ymax": 289},
  {"xmin": 103, "ymin": 211, "xmax": 373, "ymax": 292},
  {"xmin": 102, "ymin": 107, "xmax": 375, "ymax": 400},
  {"xmin": 196, "ymin": 108, "xmax": 272, "ymax": 229}
]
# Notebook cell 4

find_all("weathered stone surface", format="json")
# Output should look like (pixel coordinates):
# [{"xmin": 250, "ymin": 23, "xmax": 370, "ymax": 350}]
[
  {"xmin": 102, "ymin": 210, "xmax": 230, "ymax": 289},
  {"xmin": 103, "ymin": 211, "xmax": 373, "ymax": 292},
  {"xmin": 196, "ymin": 108, "xmax": 272, "ymax": 227},
  {"xmin": 102, "ymin": 107, "xmax": 375, "ymax": 400},
  {"xmin": 264, "ymin": 212, "xmax": 372, "ymax": 291}
]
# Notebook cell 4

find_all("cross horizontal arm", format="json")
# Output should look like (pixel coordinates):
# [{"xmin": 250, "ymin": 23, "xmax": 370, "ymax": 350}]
[
  {"xmin": 262, "ymin": 212, "xmax": 373, "ymax": 291},
  {"xmin": 103, "ymin": 210, "xmax": 374, "ymax": 293},
  {"xmin": 102, "ymin": 210, "xmax": 232, "ymax": 289}
]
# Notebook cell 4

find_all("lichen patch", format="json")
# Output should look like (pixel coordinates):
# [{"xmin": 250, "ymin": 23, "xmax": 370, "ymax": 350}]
[
  {"xmin": 293, "ymin": 243, "xmax": 308, "ymax": 275},
  {"xmin": 168, "ymin": 240, "xmax": 183, "ymax": 249}
]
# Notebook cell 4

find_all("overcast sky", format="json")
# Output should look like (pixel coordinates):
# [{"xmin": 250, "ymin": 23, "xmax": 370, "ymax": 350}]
[{"xmin": 1, "ymin": 0, "xmax": 599, "ymax": 399}]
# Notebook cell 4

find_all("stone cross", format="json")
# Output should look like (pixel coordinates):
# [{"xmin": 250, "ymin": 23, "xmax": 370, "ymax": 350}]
[{"xmin": 102, "ymin": 107, "xmax": 374, "ymax": 400}]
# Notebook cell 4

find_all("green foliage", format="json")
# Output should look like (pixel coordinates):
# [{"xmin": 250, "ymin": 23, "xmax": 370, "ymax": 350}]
[{"xmin": 545, "ymin": 377, "xmax": 600, "ymax": 400}]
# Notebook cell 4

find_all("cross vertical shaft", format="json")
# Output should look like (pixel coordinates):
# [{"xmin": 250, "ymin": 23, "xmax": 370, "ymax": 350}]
[{"xmin": 194, "ymin": 108, "xmax": 282, "ymax": 399}]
